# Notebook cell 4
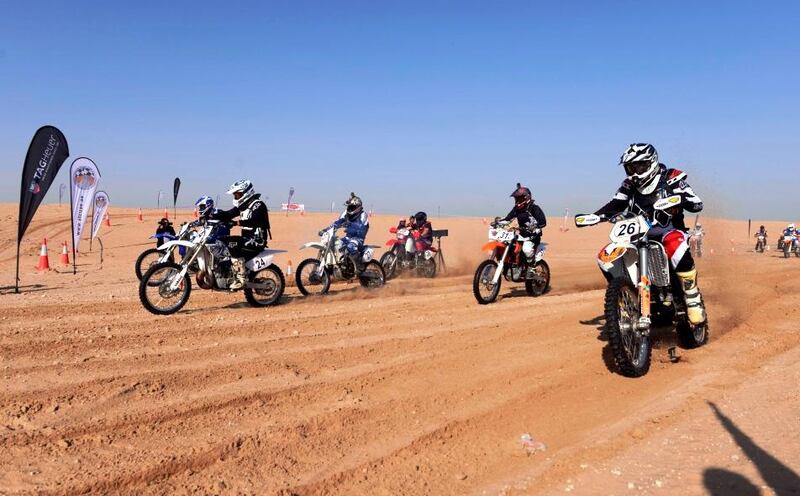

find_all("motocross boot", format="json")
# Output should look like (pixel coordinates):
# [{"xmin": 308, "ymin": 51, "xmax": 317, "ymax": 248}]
[
  {"xmin": 525, "ymin": 257, "xmax": 537, "ymax": 279},
  {"xmin": 676, "ymin": 268, "xmax": 706, "ymax": 325},
  {"xmin": 229, "ymin": 258, "xmax": 247, "ymax": 290}
]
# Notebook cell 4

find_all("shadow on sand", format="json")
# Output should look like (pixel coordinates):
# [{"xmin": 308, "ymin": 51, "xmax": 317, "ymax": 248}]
[{"xmin": 703, "ymin": 401, "xmax": 800, "ymax": 496}]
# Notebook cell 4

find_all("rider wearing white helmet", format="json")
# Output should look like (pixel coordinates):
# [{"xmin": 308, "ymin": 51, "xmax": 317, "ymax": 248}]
[
  {"xmin": 594, "ymin": 143, "xmax": 707, "ymax": 325},
  {"xmin": 209, "ymin": 180, "xmax": 271, "ymax": 290}
]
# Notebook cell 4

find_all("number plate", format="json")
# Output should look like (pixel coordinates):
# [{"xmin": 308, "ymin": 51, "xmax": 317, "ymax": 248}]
[
  {"xmin": 245, "ymin": 254, "xmax": 272, "ymax": 272},
  {"xmin": 489, "ymin": 229, "xmax": 515, "ymax": 243},
  {"xmin": 609, "ymin": 218, "xmax": 643, "ymax": 243}
]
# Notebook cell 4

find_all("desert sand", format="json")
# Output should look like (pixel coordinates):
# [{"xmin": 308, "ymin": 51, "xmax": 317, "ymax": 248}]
[{"xmin": 1, "ymin": 204, "xmax": 798, "ymax": 495}]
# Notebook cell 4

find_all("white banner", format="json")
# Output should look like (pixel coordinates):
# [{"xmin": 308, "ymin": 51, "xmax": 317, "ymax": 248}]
[
  {"xmin": 281, "ymin": 202, "xmax": 305, "ymax": 212},
  {"xmin": 91, "ymin": 190, "xmax": 110, "ymax": 240},
  {"xmin": 70, "ymin": 157, "xmax": 101, "ymax": 252}
]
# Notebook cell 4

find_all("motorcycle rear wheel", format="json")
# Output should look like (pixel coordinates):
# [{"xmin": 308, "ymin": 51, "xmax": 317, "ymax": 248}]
[
  {"xmin": 604, "ymin": 277, "xmax": 651, "ymax": 377},
  {"xmin": 296, "ymin": 258, "xmax": 331, "ymax": 296},
  {"xmin": 525, "ymin": 260, "xmax": 550, "ymax": 296},
  {"xmin": 418, "ymin": 258, "xmax": 436, "ymax": 278},
  {"xmin": 139, "ymin": 261, "xmax": 191, "ymax": 315},
  {"xmin": 359, "ymin": 260, "xmax": 386, "ymax": 288},
  {"xmin": 245, "ymin": 264, "xmax": 285, "ymax": 307},
  {"xmin": 473, "ymin": 259, "xmax": 501, "ymax": 304},
  {"xmin": 676, "ymin": 313, "xmax": 709, "ymax": 349}
]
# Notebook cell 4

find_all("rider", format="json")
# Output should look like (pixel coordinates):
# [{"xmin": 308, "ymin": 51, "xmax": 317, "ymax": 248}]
[
  {"xmin": 594, "ymin": 143, "xmax": 706, "ymax": 325},
  {"xmin": 194, "ymin": 195, "xmax": 231, "ymax": 257},
  {"xmin": 783, "ymin": 223, "xmax": 796, "ymax": 237},
  {"xmin": 155, "ymin": 218, "xmax": 175, "ymax": 248},
  {"xmin": 409, "ymin": 211, "xmax": 433, "ymax": 255},
  {"xmin": 320, "ymin": 192, "xmax": 369, "ymax": 273},
  {"xmin": 495, "ymin": 183, "xmax": 546, "ymax": 278},
  {"xmin": 754, "ymin": 225, "xmax": 768, "ymax": 249},
  {"xmin": 209, "ymin": 180, "xmax": 271, "ymax": 290}
]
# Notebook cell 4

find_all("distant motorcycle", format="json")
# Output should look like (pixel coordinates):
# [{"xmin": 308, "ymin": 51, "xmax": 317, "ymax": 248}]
[
  {"xmin": 135, "ymin": 222, "xmax": 197, "ymax": 281},
  {"xmin": 782, "ymin": 233, "xmax": 797, "ymax": 258},
  {"xmin": 754, "ymin": 233, "xmax": 766, "ymax": 253},
  {"xmin": 138, "ymin": 220, "xmax": 285, "ymax": 314},
  {"xmin": 380, "ymin": 226, "xmax": 437, "ymax": 279},
  {"xmin": 472, "ymin": 221, "xmax": 549, "ymax": 304},
  {"xmin": 295, "ymin": 227, "xmax": 385, "ymax": 296}
]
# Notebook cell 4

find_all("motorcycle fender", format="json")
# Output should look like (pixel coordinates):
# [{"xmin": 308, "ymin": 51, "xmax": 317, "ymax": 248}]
[
  {"xmin": 362, "ymin": 247, "xmax": 375, "ymax": 262},
  {"xmin": 245, "ymin": 251, "xmax": 277, "ymax": 272},
  {"xmin": 535, "ymin": 242, "xmax": 547, "ymax": 262},
  {"xmin": 481, "ymin": 241, "xmax": 505, "ymax": 254},
  {"xmin": 300, "ymin": 242, "xmax": 326, "ymax": 250},
  {"xmin": 424, "ymin": 250, "xmax": 434, "ymax": 260},
  {"xmin": 596, "ymin": 242, "xmax": 630, "ymax": 269},
  {"xmin": 158, "ymin": 240, "xmax": 195, "ymax": 252},
  {"xmin": 386, "ymin": 239, "xmax": 400, "ymax": 247}
]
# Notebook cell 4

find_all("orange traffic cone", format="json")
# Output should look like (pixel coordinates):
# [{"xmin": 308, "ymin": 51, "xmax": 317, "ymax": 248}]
[
  {"xmin": 286, "ymin": 259, "xmax": 293, "ymax": 276},
  {"xmin": 163, "ymin": 208, "xmax": 169, "ymax": 220},
  {"xmin": 104, "ymin": 212, "xmax": 111, "ymax": 227},
  {"xmin": 60, "ymin": 241, "xmax": 70, "ymax": 265},
  {"xmin": 36, "ymin": 238, "xmax": 50, "ymax": 271},
  {"xmin": 137, "ymin": 208, "xmax": 143, "ymax": 222}
]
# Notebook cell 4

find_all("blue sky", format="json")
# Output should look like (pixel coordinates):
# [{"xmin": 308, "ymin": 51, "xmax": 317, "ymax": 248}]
[{"xmin": 1, "ymin": 1, "xmax": 798, "ymax": 219}]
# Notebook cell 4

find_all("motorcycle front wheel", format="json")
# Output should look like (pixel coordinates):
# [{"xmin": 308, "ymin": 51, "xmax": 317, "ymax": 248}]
[
  {"xmin": 525, "ymin": 260, "xmax": 550, "ymax": 296},
  {"xmin": 139, "ymin": 261, "xmax": 191, "ymax": 315},
  {"xmin": 245, "ymin": 264, "xmax": 285, "ymax": 307},
  {"xmin": 380, "ymin": 251, "xmax": 399, "ymax": 280},
  {"xmin": 604, "ymin": 277, "xmax": 651, "ymax": 377},
  {"xmin": 296, "ymin": 258, "xmax": 331, "ymax": 296},
  {"xmin": 135, "ymin": 248, "xmax": 172, "ymax": 281},
  {"xmin": 473, "ymin": 259, "xmax": 501, "ymax": 304},
  {"xmin": 359, "ymin": 260, "xmax": 386, "ymax": 289}
]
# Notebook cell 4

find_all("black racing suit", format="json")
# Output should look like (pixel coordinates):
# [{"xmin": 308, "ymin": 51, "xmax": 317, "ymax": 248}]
[
  {"xmin": 594, "ymin": 163, "xmax": 703, "ymax": 271},
  {"xmin": 210, "ymin": 194, "xmax": 271, "ymax": 260},
  {"xmin": 155, "ymin": 223, "xmax": 175, "ymax": 248},
  {"xmin": 501, "ymin": 202, "xmax": 546, "ymax": 261}
]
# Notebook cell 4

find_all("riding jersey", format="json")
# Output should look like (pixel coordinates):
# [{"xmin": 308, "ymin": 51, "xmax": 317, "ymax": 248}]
[
  {"xmin": 501, "ymin": 202, "xmax": 546, "ymax": 239},
  {"xmin": 211, "ymin": 194, "xmax": 271, "ymax": 245},
  {"xmin": 595, "ymin": 164, "xmax": 702, "ymax": 231},
  {"xmin": 330, "ymin": 211, "xmax": 370, "ymax": 241}
]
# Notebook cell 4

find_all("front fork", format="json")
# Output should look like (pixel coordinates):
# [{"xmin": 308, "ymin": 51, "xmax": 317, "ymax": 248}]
[
  {"xmin": 637, "ymin": 245, "xmax": 651, "ymax": 331},
  {"xmin": 491, "ymin": 244, "xmax": 512, "ymax": 285}
]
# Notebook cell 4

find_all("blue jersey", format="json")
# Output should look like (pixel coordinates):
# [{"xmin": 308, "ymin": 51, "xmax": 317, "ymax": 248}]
[{"xmin": 331, "ymin": 211, "xmax": 370, "ymax": 240}]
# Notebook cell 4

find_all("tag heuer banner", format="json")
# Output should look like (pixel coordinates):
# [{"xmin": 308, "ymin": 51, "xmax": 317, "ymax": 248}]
[
  {"xmin": 91, "ymin": 191, "xmax": 110, "ymax": 240},
  {"xmin": 15, "ymin": 126, "xmax": 70, "ymax": 292},
  {"xmin": 70, "ymin": 158, "xmax": 101, "ymax": 267}
]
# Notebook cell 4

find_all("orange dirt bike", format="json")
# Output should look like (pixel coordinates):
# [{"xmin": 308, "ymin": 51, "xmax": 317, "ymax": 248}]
[
  {"xmin": 575, "ymin": 195, "xmax": 708, "ymax": 377},
  {"xmin": 472, "ymin": 221, "xmax": 550, "ymax": 304}
]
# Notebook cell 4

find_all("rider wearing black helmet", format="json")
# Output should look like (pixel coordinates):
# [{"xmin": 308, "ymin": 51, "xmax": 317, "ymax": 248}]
[
  {"xmin": 155, "ymin": 218, "xmax": 175, "ymax": 248},
  {"xmin": 496, "ymin": 183, "xmax": 547, "ymax": 278},
  {"xmin": 409, "ymin": 211, "xmax": 433, "ymax": 253}
]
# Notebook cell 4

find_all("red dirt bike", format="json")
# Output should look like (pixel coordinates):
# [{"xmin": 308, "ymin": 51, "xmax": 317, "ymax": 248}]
[{"xmin": 380, "ymin": 225, "xmax": 437, "ymax": 279}]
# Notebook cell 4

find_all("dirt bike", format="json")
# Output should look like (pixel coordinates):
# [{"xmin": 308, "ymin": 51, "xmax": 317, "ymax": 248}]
[
  {"xmin": 380, "ymin": 225, "xmax": 437, "ymax": 279},
  {"xmin": 472, "ymin": 221, "xmax": 550, "ymax": 304},
  {"xmin": 782, "ymin": 233, "xmax": 797, "ymax": 258},
  {"xmin": 295, "ymin": 226, "xmax": 385, "ymax": 296},
  {"xmin": 574, "ymin": 195, "xmax": 709, "ymax": 377},
  {"xmin": 754, "ymin": 233, "xmax": 766, "ymax": 253},
  {"xmin": 138, "ymin": 220, "xmax": 286, "ymax": 314},
  {"xmin": 134, "ymin": 222, "xmax": 197, "ymax": 280}
]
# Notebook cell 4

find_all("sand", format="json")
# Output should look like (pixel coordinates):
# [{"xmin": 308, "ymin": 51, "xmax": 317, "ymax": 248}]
[{"xmin": 0, "ymin": 204, "xmax": 798, "ymax": 495}]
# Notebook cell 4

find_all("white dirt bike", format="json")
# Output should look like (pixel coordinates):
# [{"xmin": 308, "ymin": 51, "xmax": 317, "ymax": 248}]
[
  {"xmin": 134, "ymin": 221, "xmax": 200, "ymax": 281},
  {"xmin": 295, "ymin": 227, "xmax": 386, "ymax": 296},
  {"xmin": 575, "ymin": 195, "xmax": 708, "ymax": 377},
  {"xmin": 472, "ymin": 221, "xmax": 550, "ymax": 304},
  {"xmin": 138, "ymin": 220, "xmax": 286, "ymax": 314}
]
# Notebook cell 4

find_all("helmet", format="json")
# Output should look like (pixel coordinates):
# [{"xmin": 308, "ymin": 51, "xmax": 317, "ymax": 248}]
[
  {"xmin": 620, "ymin": 143, "xmax": 661, "ymax": 194},
  {"xmin": 413, "ymin": 211, "xmax": 427, "ymax": 225},
  {"xmin": 345, "ymin": 192, "xmax": 363, "ymax": 219},
  {"xmin": 789, "ymin": 224, "xmax": 796, "ymax": 230},
  {"xmin": 195, "ymin": 195, "xmax": 215, "ymax": 217},
  {"xmin": 696, "ymin": 223, "xmax": 702, "ymax": 228},
  {"xmin": 760, "ymin": 225, "xmax": 765, "ymax": 230},
  {"xmin": 227, "ymin": 179, "xmax": 256, "ymax": 208},
  {"xmin": 158, "ymin": 217, "xmax": 171, "ymax": 225},
  {"xmin": 510, "ymin": 183, "xmax": 532, "ymax": 209}
]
